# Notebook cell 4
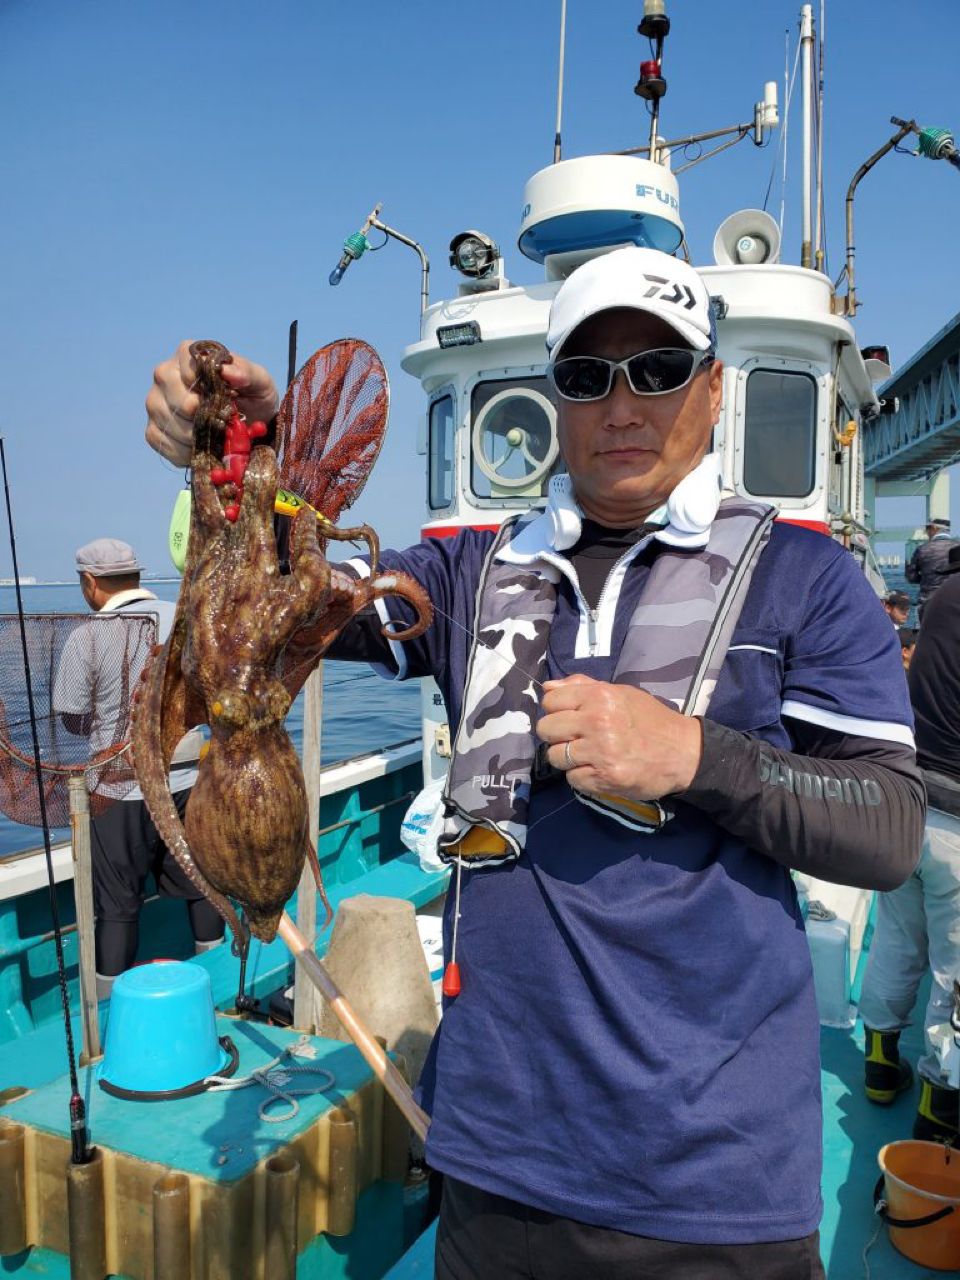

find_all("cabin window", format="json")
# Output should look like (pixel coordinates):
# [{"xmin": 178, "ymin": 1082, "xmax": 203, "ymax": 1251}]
[
  {"xmin": 428, "ymin": 394, "xmax": 455, "ymax": 510},
  {"xmin": 469, "ymin": 376, "xmax": 557, "ymax": 501},
  {"xmin": 743, "ymin": 369, "xmax": 817, "ymax": 498}
]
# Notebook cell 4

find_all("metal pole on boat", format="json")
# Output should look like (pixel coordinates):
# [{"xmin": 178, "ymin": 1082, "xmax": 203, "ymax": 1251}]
[
  {"xmin": 637, "ymin": 2, "xmax": 670, "ymax": 165},
  {"xmin": 813, "ymin": 0, "xmax": 826, "ymax": 272},
  {"xmin": 369, "ymin": 216, "xmax": 430, "ymax": 317},
  {"xmin": 278, "ymin": 910, "xmax": 431, "ymax": 1141},
  {"xmin": 69, "ymin": 777, "xmax": 102, "ymax": 1063},
  {"xmin": 842, "ymin": 119, "xmax": 917, "ymax": 316},
  {"xmin": 841, "ymin": 116, "xmax": 958, "ymax": 314},
  {"xmin": 294, "ymin": 664, "xmax": 323, "ymax": 1031},
  {"xmin": 329, "ymin": 207, "xmax": 430, "ymax": 317},
  {"xmin": 800, "ymin": 4, "xmax": 814, "ymax": 268},
  {"xmin": 553, "ymin": 0, "xmax": 567, "ymax": 163}
]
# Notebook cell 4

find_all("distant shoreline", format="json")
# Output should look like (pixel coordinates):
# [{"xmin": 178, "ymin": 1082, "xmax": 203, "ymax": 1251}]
[{"xmin": 0, "ymin": 578, "xmax": 181, "ymax": 588}]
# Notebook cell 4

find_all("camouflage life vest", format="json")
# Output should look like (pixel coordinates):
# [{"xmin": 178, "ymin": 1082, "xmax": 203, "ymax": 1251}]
[{"xmin": 439, "ymin": 470, "xmax": 775, "ymax": 867}]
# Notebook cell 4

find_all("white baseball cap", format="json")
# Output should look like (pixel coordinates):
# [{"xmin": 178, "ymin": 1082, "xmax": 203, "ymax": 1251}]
[{"xmin": 546, "ymin": 246, "xmax": 716, "ymax": 358}]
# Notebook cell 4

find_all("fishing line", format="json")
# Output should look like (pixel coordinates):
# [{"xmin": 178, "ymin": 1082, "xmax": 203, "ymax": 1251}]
[
  {"xmin": 0, "ymin": 436, "xmax": 91, "ymax": 1165},
  {"xmin": 426, "ymin": 599, "xmax": 549, "ymax": 691},
  {"xmin": 281, "ymin": 588, "xmax": 549, "ymax": 697}
]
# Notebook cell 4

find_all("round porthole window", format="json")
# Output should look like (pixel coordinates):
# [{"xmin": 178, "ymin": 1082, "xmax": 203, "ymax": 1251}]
[{"xmin": 471, "ymin": 387, "xmax": 558, "ymax": 492}]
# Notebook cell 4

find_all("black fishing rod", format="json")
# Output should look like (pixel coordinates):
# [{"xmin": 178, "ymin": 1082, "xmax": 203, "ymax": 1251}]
[
  {"xmin": 287, "ymin": 318, "xmax": 298, "ymax": 388},
  {"xmin": 0, "ymin": 436, "xmax": 91, "ymax": 1165}
]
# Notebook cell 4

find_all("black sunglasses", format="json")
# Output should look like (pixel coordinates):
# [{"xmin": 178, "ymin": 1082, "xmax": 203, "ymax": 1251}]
[{"xmin": 548, "ymin": 348, "xmax": 714, "ymax": 402}]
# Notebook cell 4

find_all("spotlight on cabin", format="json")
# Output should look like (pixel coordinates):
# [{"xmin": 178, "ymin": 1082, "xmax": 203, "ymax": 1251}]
[
  {"xmin": 861, "ymin": 344, "xmax": 893, "ymax": 386},
  {"xmin": 449, "ymin": 230, "xmax": 500, "ymax": 279},
  {"xmin": 861, "ymin": 344, "xmax": 890, "ymax": 366}
]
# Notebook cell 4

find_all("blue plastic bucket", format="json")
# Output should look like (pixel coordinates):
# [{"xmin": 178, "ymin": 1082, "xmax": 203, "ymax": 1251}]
[{"xmin": 99, "ymin": 961, "xmax": 234, "ymax": 1098}]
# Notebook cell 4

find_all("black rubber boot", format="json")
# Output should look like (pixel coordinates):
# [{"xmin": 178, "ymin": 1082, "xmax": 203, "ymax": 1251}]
[
  {"xmin": 864, "ymin": 1027, "xmax": 914, "ymax": 1104},
  {"xmin": 913, "ymin": 1080, "xmax": 960, "ymax": 1146}
]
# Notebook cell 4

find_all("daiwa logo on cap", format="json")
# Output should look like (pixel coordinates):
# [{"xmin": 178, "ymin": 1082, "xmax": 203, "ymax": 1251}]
[{"xmin": 639, "ymin": 274, "xmax": 698, "ymax": 311}]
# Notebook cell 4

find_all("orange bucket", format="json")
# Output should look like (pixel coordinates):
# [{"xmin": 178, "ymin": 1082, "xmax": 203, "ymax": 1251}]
[{"xmin": 877, "ymin": 1140, "xmax": 960, "ymax": 1270}]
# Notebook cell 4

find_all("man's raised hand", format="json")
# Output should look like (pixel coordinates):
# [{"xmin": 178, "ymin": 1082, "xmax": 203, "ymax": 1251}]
[{"xmin": 145, "ymin": 341, "xmax": 279, "ymax": 467}]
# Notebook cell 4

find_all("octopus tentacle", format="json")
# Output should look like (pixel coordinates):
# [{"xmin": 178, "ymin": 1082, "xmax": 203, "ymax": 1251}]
[
  {"xmin": 368, "ymin": 570, "xmax": 434, "ymax": 643},
  {"xmin": 303, "ymin": 836, "xmax": 333, "ymax": 930},
  {"xmin": 131, "ymin": 638, "xmax": 243, "ymax": 939},
  {"xmin": 240, "ymin": 444, "xmax": 284, "ymax": 567},
  {"xmin": 188, "ymin": 341, "xmax": 233, "ymax": 459},
  {"xmin": 285, "ymin": 501, "xmax": 331, "ymax": 626},
  {"xmin": 322, "ymin": 520, "xmax": 380, "ymax": 571},
  {"xmin": 191, "ymin": 451, "xmax": 231, "ymax": 537}
]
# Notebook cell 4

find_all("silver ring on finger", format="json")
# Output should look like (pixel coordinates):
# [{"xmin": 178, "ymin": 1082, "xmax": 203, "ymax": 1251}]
[{"xmin": 563, "ymin": 740, "xmax": 576, "ymax": 770}]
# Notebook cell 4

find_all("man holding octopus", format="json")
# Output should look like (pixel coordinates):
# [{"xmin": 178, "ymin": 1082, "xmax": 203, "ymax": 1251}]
[{"xmin": 145, "ymin": 246, "xmax": 923, "ymax": 1279}]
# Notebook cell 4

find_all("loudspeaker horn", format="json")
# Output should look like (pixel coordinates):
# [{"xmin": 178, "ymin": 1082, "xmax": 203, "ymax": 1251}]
[{"xmin": 712, "ymin": 209, "xmax": 781, "ymax": 266}]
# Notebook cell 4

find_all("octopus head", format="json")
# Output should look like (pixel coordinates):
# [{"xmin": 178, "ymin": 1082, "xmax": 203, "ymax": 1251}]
[
  {"xmin": 210, "ymin": 679, "xmax": 291, "ymax": 733},
  {"xmin": 209, "ymin": 690, "xmax": 253, "ymax": 731}
]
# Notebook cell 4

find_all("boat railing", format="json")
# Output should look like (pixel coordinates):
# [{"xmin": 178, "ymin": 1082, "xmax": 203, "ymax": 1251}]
[
  {"xmin": 0, "ymin": 736, "xmax": 431, "ymax": 1045},
  {"xmin": 0, "ymin": 738, "xmax": 423, "ymax": 885}
]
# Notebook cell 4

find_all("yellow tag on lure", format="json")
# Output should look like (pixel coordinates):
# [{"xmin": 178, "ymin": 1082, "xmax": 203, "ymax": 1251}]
[
  {"xmin": 274, "ymin": 488, "xmax": 334, "ymax": 528},
  {"xmin": 167, "ymin": 487, "xmax": 332, "ymax": 573}
]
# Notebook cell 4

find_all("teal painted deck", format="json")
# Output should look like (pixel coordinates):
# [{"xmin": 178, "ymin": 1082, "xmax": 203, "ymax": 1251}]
[
  {"xmin": 384, "ymin": 948, "xmax": 956, "ymax": 1279},
  {"xmin": 1, "ymin": 817, "xmax": 954, "ymax": 1276},
  {"xmin": 382, "ymin": 1016, "xmax": 954, "ymax": 1280},
  {"xmin": 2, "ymin": 1018, "xmax": 372, "ymax": 1179},
  {"xmin": 819, "ymin": 1013, "xmax": 952, "ymax": 1278},
  {"xmin": 0, "ymin": 849, "xmax": 448, "ymax": 1099},
  {"xmin": 3, "ymin": 1014, "xmax": 947, "ymax": 1279},
  {"xmin": 0, "ymin": 842, "xmax": 446, "ymax": 1279},
  {"xmin": 385, "ymin": 1220, "xmax": 437, "ymax": 1278}
]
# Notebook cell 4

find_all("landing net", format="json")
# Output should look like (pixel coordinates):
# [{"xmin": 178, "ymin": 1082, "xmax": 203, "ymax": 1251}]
[
  {"xmin": 0, "ymin": 612, "xmax": 157, "ymax": 828},
  {"xmin": 275, "ymin": 338, "xmax": 388, "ymax": 522}
]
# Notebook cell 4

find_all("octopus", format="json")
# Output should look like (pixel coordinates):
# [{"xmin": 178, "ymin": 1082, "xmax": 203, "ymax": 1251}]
[{"xmin": 131, "ymin": 340, "xmax": 432, "ymax": 949}]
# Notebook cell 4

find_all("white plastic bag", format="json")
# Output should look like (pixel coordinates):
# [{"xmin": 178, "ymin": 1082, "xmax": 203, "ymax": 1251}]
[{"xmin": 400, "ymin": 777, "xmax": 447, "ymax": 872}]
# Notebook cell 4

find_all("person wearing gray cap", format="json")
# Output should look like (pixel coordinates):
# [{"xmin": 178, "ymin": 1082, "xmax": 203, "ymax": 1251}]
[
  {"xmin": 906, "ymin": 517, "xmax": 958, "ymax": 620},
  {"xmin": 52, "ymin": 537, "xmax": 223, "ymax": 996},
  {"xmin": 143, "ymin": 248, "xmax": 924, "ymax": 1278}
]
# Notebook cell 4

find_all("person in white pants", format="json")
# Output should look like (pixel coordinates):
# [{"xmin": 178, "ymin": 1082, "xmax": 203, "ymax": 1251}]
[{"xmin": 859, "ymin": 549, "xmax": 960, "ymax": 1144}]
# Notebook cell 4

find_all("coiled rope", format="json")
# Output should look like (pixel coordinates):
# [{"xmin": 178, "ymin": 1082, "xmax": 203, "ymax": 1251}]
[{"xmin": 205, "ymin": 1033, "xmax": 336, "ymax": 1123}]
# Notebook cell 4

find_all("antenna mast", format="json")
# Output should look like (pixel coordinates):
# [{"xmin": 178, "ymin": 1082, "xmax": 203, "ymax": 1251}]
[
  {"xmin": 800, "ymin": 4, "xmax": 814, "ymax": 268},
  {"xmin": 814, "ymin": 0, "xmax": 826, "ymax": 271},
  {"xmin": 553, "ymin": 0, "xmax": 568, "ymax": 164},
  {"xmin": 636, "ymin": 2, "xmax": 670, "ymax": 163}
]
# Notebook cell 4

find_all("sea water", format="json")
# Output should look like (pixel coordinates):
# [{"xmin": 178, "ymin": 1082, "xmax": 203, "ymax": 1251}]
[
  {"xmin": 0, "ymin": 582, "xmax": 421, "ymax": 859},
  {"xmin": 1, "ymin": 566, "xmax": 917, "ymax": 859}
]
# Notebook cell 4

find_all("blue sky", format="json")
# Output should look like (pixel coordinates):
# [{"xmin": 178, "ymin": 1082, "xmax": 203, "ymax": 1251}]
[{"xmin": 1, "ymin": 0, "xmax": 957, "ymax": 581}]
